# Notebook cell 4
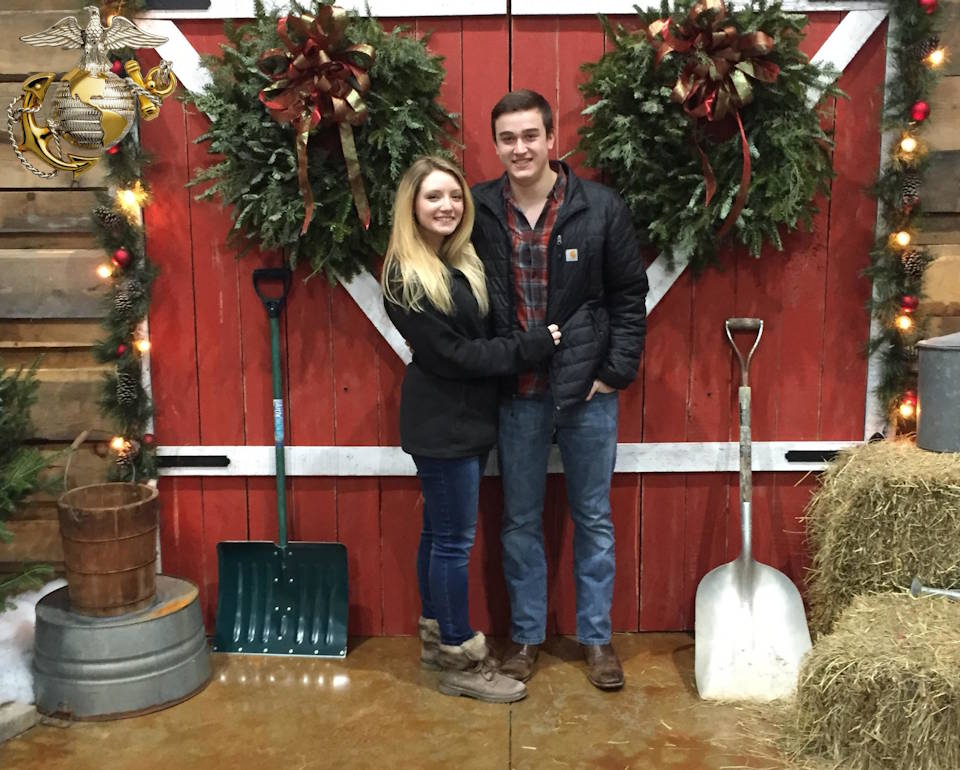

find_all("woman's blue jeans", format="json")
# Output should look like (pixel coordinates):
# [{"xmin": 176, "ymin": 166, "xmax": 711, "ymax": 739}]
[{"xmin": 412, "ymin": 454, "xmax": 483, "ymax": 646}]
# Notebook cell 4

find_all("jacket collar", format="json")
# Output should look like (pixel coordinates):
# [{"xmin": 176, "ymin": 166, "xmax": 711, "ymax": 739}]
[{"xmin": 474, "ymin": 160, "xmax": 586, "ymax": 221}]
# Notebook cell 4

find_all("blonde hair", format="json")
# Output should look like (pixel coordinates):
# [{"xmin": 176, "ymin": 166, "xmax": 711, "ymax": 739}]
[{"xmin": 381, "ymin": 156, "xmax": 489, "ymax": 316}]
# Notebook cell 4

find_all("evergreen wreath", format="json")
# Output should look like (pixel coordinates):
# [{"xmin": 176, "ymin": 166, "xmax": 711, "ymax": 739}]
[
  {"xmin": 578, "ymin": 0, "xmax": 840, "ymax": 271},
  {"xmin": 187, "ymin": 1, "xmax": 456, "ymax": 281}
]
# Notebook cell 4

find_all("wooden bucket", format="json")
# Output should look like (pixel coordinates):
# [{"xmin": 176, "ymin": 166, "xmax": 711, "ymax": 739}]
[{"xmin": 57, "ymin": 482, "xmax": 159, "ymax": 617}]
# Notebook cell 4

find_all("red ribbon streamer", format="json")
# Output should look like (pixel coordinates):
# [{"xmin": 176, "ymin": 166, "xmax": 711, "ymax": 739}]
[
  {"xmin": 258, "ymin": 7, "xmax": 375, "ymax": 234},
  {"xmin": 646, "ymin": 0, "xmax": 779, "ymax": 236}
]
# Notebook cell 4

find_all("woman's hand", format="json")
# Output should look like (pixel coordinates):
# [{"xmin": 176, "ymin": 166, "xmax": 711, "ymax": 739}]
[{"xmin": 547, "ymin": 324, "xmax": 561, "ymax": 346}]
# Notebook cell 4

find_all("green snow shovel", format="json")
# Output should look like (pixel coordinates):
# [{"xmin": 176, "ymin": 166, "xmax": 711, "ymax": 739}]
[
  {"xmin": 694, "ymin": 318, "xmax": 811, "ymax": 700},
  {"xmin": 213, "ymin": 267, "xmax": 348, "ymax": 657}
]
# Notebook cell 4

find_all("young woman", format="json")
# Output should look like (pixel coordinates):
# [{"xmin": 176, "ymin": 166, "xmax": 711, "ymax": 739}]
[{"xmin": 382, "ymin": 156, "xmax": 560, "ymax": 703}]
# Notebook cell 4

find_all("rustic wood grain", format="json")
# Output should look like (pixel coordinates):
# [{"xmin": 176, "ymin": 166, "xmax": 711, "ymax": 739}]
[
  {"xmin": 0, "ymin": 191, "xmax": 96, "ymax": 234},
  {"xmin": 31, "ymin": 368, "xmax": 113, "ymax": 441},
  {"xmin": 0, "ymin": 520, "xmax": 63, "ymax": 563},
  {"xmin": 0, "ymin": 249, "xmax": 107, "ymax": 319},
  {"xmin": 0, "ymin": 319, "xmax": 102, "ymax": 345},
  {"xmin": 927, "ymin": 76, "xmax": 960, "ymax": 152},
  {"xmin": 923, "ymin": 151, "xmax": 960, "ymax": 213},
  {"xmin": 915, "ymin": 213, "xmax": 960, "ymax": 245}
]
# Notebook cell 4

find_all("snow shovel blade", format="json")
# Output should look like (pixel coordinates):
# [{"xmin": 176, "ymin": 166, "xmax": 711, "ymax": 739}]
[
  {"xmin": 694, "ymin": 557, "xmax": 811, "ymax": 701},
  {"xmin": 213, "ymin": 541, "xmax": 348, "ymax": 658}
]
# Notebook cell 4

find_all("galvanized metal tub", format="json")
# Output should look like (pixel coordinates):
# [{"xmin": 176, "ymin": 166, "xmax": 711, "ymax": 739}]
[
  {"xmin": 917, "ymin": 331, "xmax": 960, "ymax": 453},
  {"xmin": 33, "ymin": 574, "xmax": 211, "ymax": 720},
  {"xmin": 57, "ymin": 482, "xmax": 158, "ymax": 616}
]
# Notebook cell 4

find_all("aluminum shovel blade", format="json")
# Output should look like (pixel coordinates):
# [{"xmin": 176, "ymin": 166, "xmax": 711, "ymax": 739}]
[
  {"xmin": 695, "ymin": 557, "xmax": 811, "ymax": 701},
  {"xmin": 213, "ymin": 541, "xmax": 348, "ymax": 658}
]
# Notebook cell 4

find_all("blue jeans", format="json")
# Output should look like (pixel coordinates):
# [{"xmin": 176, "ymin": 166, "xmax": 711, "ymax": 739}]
[
  {"xmin": 498, "ymin": 391, "xmax": 618, "ymax": 645},
  {"xmin": 413, "ymin": 454, "xmax": 483, "ymax": 646}
]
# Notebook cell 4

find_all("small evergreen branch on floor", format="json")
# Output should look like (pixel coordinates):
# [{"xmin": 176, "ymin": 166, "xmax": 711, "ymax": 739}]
[{"xmin": 0, "ymin": 363, "xmax": 53, "ymax": 611}]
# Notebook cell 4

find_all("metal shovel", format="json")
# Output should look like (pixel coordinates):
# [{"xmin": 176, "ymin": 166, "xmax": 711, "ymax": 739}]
[
  {"xmin": 213, "ymin": 267, "xmax": 348, "ymax": 657},
  {"xmin": 694, "ymin": 317, "xmax": 811, "ymax": 700}
]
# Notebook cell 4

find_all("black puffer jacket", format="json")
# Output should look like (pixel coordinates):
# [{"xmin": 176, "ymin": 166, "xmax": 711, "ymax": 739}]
[
  {"xmin": 384, "ymin": 268, "xmax": 556, "ymax": 459},
  {"xmin": 472, "ymin": 163, "xmax": 648, "ymax": 410}
]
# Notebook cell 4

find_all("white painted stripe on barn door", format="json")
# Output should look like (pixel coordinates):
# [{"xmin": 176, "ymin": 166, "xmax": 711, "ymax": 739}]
[
  {"xmin": 137, "ymin": 0, "xmax": 507, "ymax": 19},
  {"xmin": 137, "ymin": 1, "xmax": 885, "ymax": 19},
  {"xmin": 157, "ymin": 441, "xmax": 859, "ymax": 475}
]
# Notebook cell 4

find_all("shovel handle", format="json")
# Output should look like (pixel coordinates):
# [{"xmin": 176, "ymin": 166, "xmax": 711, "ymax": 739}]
[
  {"xmin": 725, "ymin": 317, "xmax": 763, "ymax": 387},
  {"xmin": 253, "ymin": 268, "xmax": 291, "ymax": 548},
  {"xmin": 253, "ymin": 267, "xmax": 292, "ymax": 319},
  {"xmin": 726, "ymin": 319, "xmax": 762, "ymax": 560},
  {"xmin": 725, "ymin": 317, "xmax": 762, "ymax": 331}
]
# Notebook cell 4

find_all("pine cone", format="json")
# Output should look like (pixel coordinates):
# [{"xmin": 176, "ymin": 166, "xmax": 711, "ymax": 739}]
[
  {"xmin": 114, "ymin": 279, "xmax": 144, "ymax": 315},
  {"xmin": 93, "ymin": 205, "xmax": 124, "ymax": 233},
  {"xmin": 900, "ymin": 249, "xmax": 926, "ymax": 278},
  {"xmin": 116, "ymin": 371, "xmax": 139, "ymax": 405},
  {"xmin": 115, "ymin": 438, "xmax": 140, "ymax": 468},
  {"xmin": 918, "ymin": 36, "xmax": 940, "ymax": 60},
  {"xmin": 115, "ymin": 447, "xmax": 134, "ymax": 468},
  {"xmin": 901, "ymin": 171, "xmax": 921, "ymax": 210}
]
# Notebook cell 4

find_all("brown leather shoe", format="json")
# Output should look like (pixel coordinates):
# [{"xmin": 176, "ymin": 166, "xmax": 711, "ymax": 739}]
[
  {"xmin": 499, "ymin": 643, "xmax": 539, "ymax": 683},
  {"xmin": 581, "ymin": 643, "xmax": 624, "ymax": 690}
]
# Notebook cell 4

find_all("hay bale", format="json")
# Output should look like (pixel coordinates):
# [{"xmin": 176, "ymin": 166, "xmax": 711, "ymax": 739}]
[
  {"xmin": 792, "ymin": 594, "xmax": 960, "ymax": 770},
  {"xmin": 805, "ymin": 441, "xmax": 960, "ymax": 636}
]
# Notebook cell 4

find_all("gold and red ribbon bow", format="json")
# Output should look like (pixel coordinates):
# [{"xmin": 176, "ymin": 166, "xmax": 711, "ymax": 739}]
[
  {"xmin": 258, "ymin": 6, "xmax": 375, "ymax": 234},
  {"xmin": 646, "ymin": 0, "xmax": 779, "ymax": 237}
]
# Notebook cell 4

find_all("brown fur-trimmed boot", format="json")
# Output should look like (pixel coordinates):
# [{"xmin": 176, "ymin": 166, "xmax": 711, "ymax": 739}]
[
  {"xmin": 418, "ymin": 616, "xmax": 441, "ymax": 670},
  {"xmin": 437, "ymin": 632, "xmax": 527, "ymax": 704}
]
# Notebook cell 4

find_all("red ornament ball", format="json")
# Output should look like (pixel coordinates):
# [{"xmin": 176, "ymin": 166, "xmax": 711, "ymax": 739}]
[
  {"xmin": 116, "ymin": 343, "xmax": 128, "ymax": 356},
  {"xmin": 902, "ymin": 390, "xmax": 918, "ymax": 406},
  {"xmin": 901, "ymin": 295, "xmax": 920, "ymax": 312},
  {"xmin": 910, "ymin": 101, "xmax": 931, "ymax": 122},
  {"xmin": 111, "ymin": 59, "xmax": 124, "ymax": 75},
  {"xmin": 143, "ymin": 433, "xmax": 155, "ymax": 446},
  {"xmin": 106, "ymin": 146, "xmax": 120, "ymax": 155},
  {"xmin": 112, "ymin": 247, "xmax": 131, "ymax": 268},
  {"xmin": 918, "ymin": 0, "xmax": 938, "ymax": 13}
]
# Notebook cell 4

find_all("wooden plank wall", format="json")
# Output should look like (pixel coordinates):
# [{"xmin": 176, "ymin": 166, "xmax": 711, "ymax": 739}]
[
  {"xmin": 918, "ymin": 0, "xmax": 960, "ymax": 337},
  {"xmin": 138, "ymin": 12, "xmax": 892, "ymax": 636},
  {"xmin": 0, "ymin": 3, "xmax": 115, "ymax": 576}
]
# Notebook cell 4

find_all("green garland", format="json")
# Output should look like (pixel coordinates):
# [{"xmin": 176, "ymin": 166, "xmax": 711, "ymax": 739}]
[
  {"xmin": 89, "ymin": 48, "xmax": 159, "ymax": 482},
  {"xmin": 579, "ymin": 0, "xmax": 840, "ymax": 271},
  {"xmin": 187, "ymin": 0, "xmax": 456, "ymax": 282},
  {"xmin": 867, "ymin": 0, "xmax": 944, "ymax": 429}
]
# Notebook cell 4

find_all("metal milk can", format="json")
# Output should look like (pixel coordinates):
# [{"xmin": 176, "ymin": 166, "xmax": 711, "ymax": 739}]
[{"xmin": 917, "ymin": 331, "xmax": 960, "ymax": 452}]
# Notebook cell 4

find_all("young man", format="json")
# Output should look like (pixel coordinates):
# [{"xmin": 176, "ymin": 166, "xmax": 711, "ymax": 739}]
[{"xmin": 471, "ymin": 90, "xmax": 648, "ymax": 690}]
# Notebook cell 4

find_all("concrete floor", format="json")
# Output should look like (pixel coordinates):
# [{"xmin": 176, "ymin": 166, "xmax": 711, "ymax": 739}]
[{"xmin": 0, "ymin": 633, "xmax": 782, "ymax": 769}]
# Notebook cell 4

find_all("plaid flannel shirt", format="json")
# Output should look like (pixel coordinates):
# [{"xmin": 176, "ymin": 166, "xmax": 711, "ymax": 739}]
[{"xmin": 502, "ymin": 162, "xmax": 567, "ymax": 397}]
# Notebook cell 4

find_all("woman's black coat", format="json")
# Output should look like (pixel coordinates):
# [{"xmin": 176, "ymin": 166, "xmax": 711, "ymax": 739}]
[{"xmin": 384, "ymin": 268, "xmax": 555, "ymax": 458}]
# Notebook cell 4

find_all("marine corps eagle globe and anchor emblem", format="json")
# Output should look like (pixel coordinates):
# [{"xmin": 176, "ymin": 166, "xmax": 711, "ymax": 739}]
[{"xmin": 7, "ymin": 5, "xmax": 177, "ymax": 178}]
